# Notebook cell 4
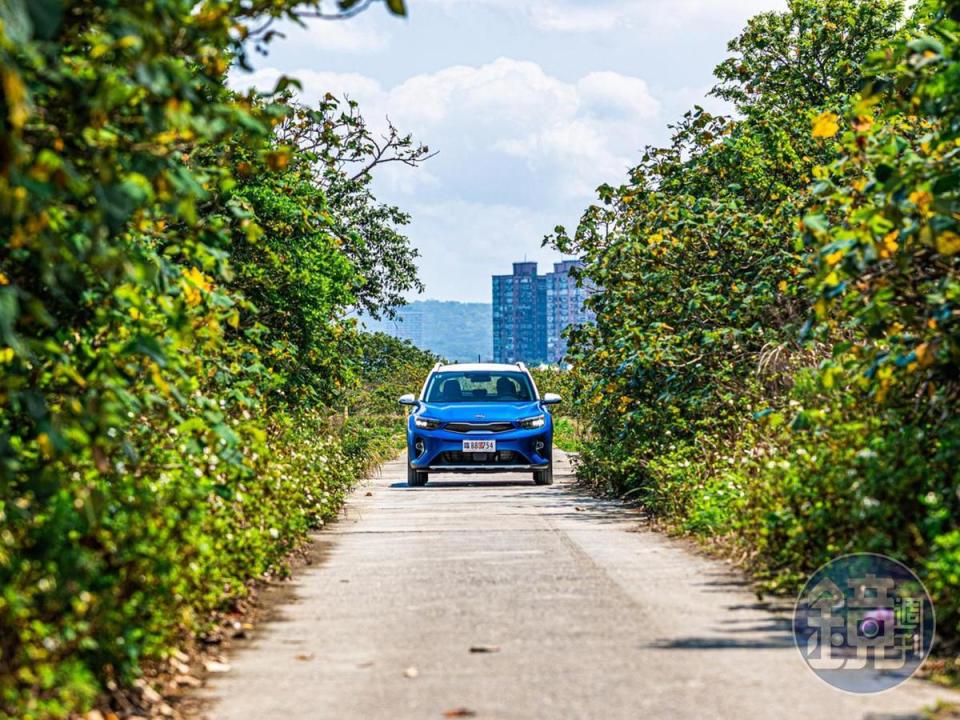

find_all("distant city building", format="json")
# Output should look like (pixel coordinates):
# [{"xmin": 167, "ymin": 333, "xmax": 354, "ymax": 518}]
[
  {"xmin": 492, "ymin": 262, "xmax": 547, "ymax": 365},
  {"xmin": 545, "ymin": 260, "xmax": 594, "ymax": 364},
  {"xmin": 492, "ymin": 260, "xmax": 593, "ymax": 365},
  {"xmin": 382, "ymin": 306, "xmax": 424, "ymax": 347},
  {"xmin": 357, "ymin": 300, "xmax": 492, "ymax": 363}
]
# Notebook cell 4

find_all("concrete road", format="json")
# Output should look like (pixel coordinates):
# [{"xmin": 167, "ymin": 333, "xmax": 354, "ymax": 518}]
[{"xmin": 199, "ymin": 451, "xmax": 959, "ymax": 719}]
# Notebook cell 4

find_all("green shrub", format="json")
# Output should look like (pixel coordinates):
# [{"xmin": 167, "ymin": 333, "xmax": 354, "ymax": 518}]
[
  {"xmin": 0, "ymin": 0, "xmax": 423, "ymax": 716},
  {"xmin": 550, "ymin": 0, "xmax": 960, "ymax": 652}
]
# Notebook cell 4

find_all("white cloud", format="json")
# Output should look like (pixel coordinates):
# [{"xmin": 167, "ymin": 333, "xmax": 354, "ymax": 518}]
[
  {"xmin": 530, "ymin": 5, "xmax": 624, "ymax": 32},
  {"xmin": 578, "ymin": 71, "xmax": 660, "ymax": 120},
  {"xmin": 231, "ymin": 58, "xmax": 663, "ymax": 297},
  {"xmin": 233, "ymin": 58, "xmax": 660, "ymax": 200}
]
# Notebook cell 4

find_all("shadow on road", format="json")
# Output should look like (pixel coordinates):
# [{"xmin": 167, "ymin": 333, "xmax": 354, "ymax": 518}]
[
  {"xmin": 389, "ymin": 480, "xmax": 537, "ymax": 489},
  {"xmin": 649, "ymin": 634, "xmax": 795, "ymax": 650}
]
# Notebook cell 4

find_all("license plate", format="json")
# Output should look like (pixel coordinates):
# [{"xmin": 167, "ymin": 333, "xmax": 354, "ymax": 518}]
[{"xmin": 463, "ymin": 439, "xmax": 496, "ymax": 453}]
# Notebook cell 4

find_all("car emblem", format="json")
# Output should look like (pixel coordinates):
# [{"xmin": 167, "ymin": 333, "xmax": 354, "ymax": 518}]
[{"xmin": 474, "ymin": 414, "xmax": 486, "ymax": 419}]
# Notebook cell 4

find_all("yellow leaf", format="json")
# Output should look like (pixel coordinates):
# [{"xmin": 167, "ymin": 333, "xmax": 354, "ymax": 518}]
[
  {"xmin": 825, "ymin": 249, "xmax": 844, "ymax": 266},
  {"xmin": 852, "ymin": 115, "xmax": 873, "ymax": 133},
  {"xmin": 879, "ymin": 230, "xmax": 899, "ymax": 259},
  {"xmin": 37, "ymin": 433, "xmax": 53, "ymax": 459},
  {"xmin": 0, "ymin": 271, "xmax": 8, "ymax": 285},
  {"xmin": 778, "ymin": 280, "xmax": 788, "ymax": 292},
  {"xmin": 2, "ymin": 69, "xmax": 28, "ymax": 129},
  {"xmin": 936, "ymin": 230, "xmax": 960, "ymax": 255},
  {"xmin": 812, "ymin": 112, "xmax": 840, "ymax": 139},
  {"xmin": 909, "ymin": 190, "xmax": 932, "ymax": 212},
  {"xmin": 182, "ymin": 266, "xmax": 212, "ymax": 307}
]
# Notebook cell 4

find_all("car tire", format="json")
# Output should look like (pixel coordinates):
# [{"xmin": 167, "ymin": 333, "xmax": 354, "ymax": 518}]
[
  {"xmin": 533, "ymin": 463, "xmax": 553, "ymax": 486},
  {"xmin": 407, "ymin": 465, "xmax": 428, "ymax": 487}
]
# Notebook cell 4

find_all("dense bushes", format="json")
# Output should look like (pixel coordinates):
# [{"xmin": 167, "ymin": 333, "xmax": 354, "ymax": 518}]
[
  {"xmin": 529, "ymin": 367, "xmax": 587, "ymax": 452},
  {"xmin": 553, "ymin": 0, "xmax": 960, "ymax": 650},
  {"xmin": 0, "ymin": 1, "xmax": 435, "ymax": 717}
]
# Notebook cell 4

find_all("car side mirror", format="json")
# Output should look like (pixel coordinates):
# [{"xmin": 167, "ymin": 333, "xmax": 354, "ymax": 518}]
[
  {"xmin": 541, "ymin": 393, "xmax": 561, "ymax": 405},
  {"xmin": 398, "ymin": 393, "xmax": 418, "ymax": 406}
]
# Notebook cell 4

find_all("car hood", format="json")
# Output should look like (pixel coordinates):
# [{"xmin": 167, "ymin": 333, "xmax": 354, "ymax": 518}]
[{"xmin": 420, "ymin": 401, "xmax": 542, "ymax": 422}]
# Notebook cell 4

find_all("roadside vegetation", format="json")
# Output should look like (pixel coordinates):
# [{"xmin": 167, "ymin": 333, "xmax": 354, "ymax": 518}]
[
  {"xmin": 530, "ymin": 368, "xmax": 586, "ymax": 453},
  {"xmin": 551, "ymin": 0, "xmax": 960, "ymax": 654},
  {"xmin": 0, "ymin": 0, "xmax": 435, "ymax": 717}
]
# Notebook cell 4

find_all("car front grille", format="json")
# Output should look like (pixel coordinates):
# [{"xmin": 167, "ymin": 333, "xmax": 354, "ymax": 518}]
[
  {"xmin": 436, "ymin": 451, "xmax": 522, "ymax": 466},
  {"xmin": 443, "ymin": 421, "xmax": 515, "ymax": 434}
]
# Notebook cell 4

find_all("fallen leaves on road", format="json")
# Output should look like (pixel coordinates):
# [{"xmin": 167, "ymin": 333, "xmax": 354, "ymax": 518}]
[
  {"xmin": 365, "ymin": 491, "xmax": 373, "ymax": 496},
  {"xmin": 204, "ymin": 660, "xmax": 231, "ymax": 673},
  {"xmin": 228, "ymin": 619, "xmax": 255, "ymax": 639},
  {"xmin": 468, "ymin": 645, "xmax": 500, "ymax": 654},
  {"xmin": 443, "ymin": 708, "xmax": 477, "ymax": 718},
  {"xmin": 295, "ymin": 653, "xmax": 315, "ymax": 661},
  {"xmin": 135, "ymin": 680, "xmax": 163, "ymax": 705}
]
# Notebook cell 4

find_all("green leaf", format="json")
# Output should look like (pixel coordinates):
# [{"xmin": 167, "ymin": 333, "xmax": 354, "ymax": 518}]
[
  {"xmin": 124, "ymin": 336, "xmax": 166, "ymax": 367},
  {"xmin": 906, "ymin": 36, "xmax": 944, "ymax": 57},
  {"xmin": 802, "ymin": 214, "xmax": 829, "ymax": 234},
  {"xmin": 270, "ymin": 75, "xmax": 302, "ymax": 95}
]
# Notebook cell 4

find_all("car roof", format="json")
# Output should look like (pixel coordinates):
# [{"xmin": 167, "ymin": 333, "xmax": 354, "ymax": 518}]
[{"xmin": 434, "ymin": 363, "xmax": 527, "ymax": 373}]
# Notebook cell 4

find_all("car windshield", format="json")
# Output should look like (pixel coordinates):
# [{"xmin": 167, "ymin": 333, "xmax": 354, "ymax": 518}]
[{"xmin": 424, "ymin": 371, "xmax": 535, "ymax": 403}]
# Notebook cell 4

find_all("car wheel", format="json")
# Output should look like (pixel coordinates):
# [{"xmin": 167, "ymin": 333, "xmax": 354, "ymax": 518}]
[
  {"xmin": 533, "ymin": 463, "xmax": 553, "ymax": 486},
  {"xmin": 407, "ymin": 465, "xmax": 428, "ymax": 487}
]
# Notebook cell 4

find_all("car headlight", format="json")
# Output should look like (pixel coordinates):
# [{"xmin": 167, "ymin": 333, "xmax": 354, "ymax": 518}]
[
  {"xmin": 519, "ymin": 415, "xmax": 545, "ymax": 429},
  {"xmin": 414, "ymin": 417, "xmax": 441, "ymax": 430}
]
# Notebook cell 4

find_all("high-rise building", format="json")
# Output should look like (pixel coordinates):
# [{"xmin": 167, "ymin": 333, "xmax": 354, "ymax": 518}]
[
  {"xmin": 492, "ymin": 262, "xmax": 547, "ymax": 364},
  {"xmin": 545, "ymin": 260, "xmax": 594, "ymax": 364},
  {"xmin": 492, "ymin": 260, "xmax": 593, "ymax": 365},
  {"xmin": 379, "ymin": 305, "xmax": 424, "ymax": 347}
]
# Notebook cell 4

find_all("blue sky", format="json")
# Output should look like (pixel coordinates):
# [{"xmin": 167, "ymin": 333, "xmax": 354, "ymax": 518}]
[{"xmin": 232, "ymin": 0, "xmax": 786, "ymax": 302}]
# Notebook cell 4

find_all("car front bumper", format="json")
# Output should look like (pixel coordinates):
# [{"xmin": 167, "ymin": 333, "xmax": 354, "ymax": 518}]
[{"xmin": 408, "ymin": 426, "xmax": 551, "ymax": 473}]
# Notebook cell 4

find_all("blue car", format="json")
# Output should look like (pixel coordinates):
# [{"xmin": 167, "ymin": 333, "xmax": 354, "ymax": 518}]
[{"xmin": 399, "ymin": 362, "xmax": 561, "ymax": 487}]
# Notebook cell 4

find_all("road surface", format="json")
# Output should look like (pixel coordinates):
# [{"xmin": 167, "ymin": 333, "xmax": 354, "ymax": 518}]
[{"xmin": 198, "ymin": 451, "xmax": 958, "ymax": 719}]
